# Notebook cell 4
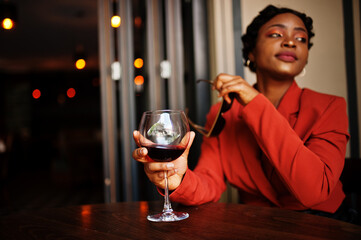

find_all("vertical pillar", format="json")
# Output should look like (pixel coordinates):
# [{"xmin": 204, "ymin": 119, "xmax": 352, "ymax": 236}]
[
  {"xmin": 146, "ymin": 0, "xmax": 166, "ymax": 110},
  {"xmin": 98, "ymin": 0, "xmax": 119, "ymax": 203},
  {"xmin": 118, "ymin": 0, "xmax": 138, "ymax": 201},
  {"xmin": 165, "ymin": 0, "xmax": 185, "ymax": 110}
]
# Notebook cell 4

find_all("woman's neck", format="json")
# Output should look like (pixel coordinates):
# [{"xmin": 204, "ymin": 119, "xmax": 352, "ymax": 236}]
[{"xmin": 256, "ymin": 76, "xmax": 294, "ymax": 108}]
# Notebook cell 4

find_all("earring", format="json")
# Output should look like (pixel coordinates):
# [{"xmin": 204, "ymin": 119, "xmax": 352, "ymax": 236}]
[
  {"xmin": 299, "ymin": 68, "xmax": 306, "ymax": 77},
  {"xmin": 245, "ymin": 59, "xmax": 250, "ymax": 67}
]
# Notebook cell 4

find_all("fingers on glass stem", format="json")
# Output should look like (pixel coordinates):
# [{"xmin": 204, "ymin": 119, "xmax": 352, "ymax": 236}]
[{"xmin": 158, "ymin": 169, "xmax": 177, "ymax": 179}]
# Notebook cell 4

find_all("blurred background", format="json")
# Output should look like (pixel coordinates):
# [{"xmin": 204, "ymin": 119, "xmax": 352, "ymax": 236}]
[
  {"xmin": 0, "ymin": 0, "xmax": 103, "ymax": 214},
  {"xmin": 0, "ymin": 0, "xmax": 360, "ymax": 214}
]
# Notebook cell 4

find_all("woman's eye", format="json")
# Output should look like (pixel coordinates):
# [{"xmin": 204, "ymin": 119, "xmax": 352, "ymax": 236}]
[
  {"xmin": 295, "ymin": 37, "xmax": 307, "ymax": 43},
  {"xmin": 269, "ymin": 33, "xmax": 282, "ymax": 38}
]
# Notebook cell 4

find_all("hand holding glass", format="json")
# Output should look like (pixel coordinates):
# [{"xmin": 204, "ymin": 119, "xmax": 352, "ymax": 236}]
[{"xmin": 138, "ymin": 110, "xmax": 190, "ymax": 222}]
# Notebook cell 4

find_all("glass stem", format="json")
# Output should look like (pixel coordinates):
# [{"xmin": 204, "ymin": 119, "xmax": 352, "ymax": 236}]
[{"xmin": 163, "ymin": 170, "xmax": 173, "ymax": 214}]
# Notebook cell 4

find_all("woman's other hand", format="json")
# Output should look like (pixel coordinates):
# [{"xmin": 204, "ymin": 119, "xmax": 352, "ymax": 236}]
[{"xmin": 214, "ymin": 73, "xmax": 259, "ymax": 105}]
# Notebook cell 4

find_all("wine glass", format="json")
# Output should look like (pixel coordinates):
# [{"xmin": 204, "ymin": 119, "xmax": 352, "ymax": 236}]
[{"xmin": 138, "ymin": 109, "xmax": 190, "ymax": 222}]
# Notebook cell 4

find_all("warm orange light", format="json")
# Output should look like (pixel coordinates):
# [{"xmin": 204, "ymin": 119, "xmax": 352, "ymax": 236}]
[
  {"xmin": 32, "ymin": 89, "xmax": 41, "ymax": 99},
  {"xmin": 134, "ymin": 16, "xmax": 142, "ymax": 28},
  {"xmin": 67, "ymin": 88, "xmax": 76, "ymax": 98},
  {"xmin": 81, "ymin": 205, "xmax": 92, "ymax": 229},
  {"xmin": 134, "ymin": 75, "xmax": 144, "ymax": 85},
  {"xmin": 81, "ymin": 205, "xmax": 92, "ymax": 216},
  {"xmin": 111, "ymin": 15, "xmax": 121, "ymax": 28},
  {"xmin": 2, "ymin": 18, "xmax": 14, "ymax": 30},
  {"xmin": 134, "ymin": 58, "xmax": 143, "ymax": 68},
  {"xmin": 139, "ymin": 201, "xmax": 149, "ymax": 215},
  {"xmin": 75, "ymin": 59, "xmax": 86, "ymax": 70}
]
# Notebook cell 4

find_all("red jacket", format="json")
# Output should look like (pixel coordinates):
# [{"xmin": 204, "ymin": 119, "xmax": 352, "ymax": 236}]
[{"xmin": 171, "ymin": 81, "xmax": 349, "ymax": 213}]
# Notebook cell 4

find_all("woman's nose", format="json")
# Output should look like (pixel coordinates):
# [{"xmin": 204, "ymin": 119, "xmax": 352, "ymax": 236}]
[{"xmin": 282, "ymin": 38, "xmax": 296, "ymax": 48}]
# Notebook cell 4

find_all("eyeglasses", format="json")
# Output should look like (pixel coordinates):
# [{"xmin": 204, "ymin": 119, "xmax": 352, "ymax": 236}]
[{"xmin": 186, "ymin": 80, "xmax": 234, "ymax": 137}]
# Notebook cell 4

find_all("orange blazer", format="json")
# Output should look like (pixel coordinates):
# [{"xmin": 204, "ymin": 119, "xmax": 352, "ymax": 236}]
[{"xmin": 171, "ymin": 81, "xmax": 350, "ymax": 213}]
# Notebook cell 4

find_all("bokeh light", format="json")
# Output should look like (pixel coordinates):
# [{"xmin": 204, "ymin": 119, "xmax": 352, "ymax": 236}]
[
  {"xmin": 134, "ymin": 16, "xmax": 142, "ymax": 28},
  {"xmin": 2, "ymin": 18, "xmax": 14, "ymax": 30},
  {"xmin": 75, "ymin": 59, "xmax": 86, "ymax": 70},
  {"xmin": 111, "ymin": 15, "xmax": 121, "ymax": 28},
  {"xmin": 134, "ymin": 75, "xmax": 144, "ymax": 85},
  {"xmin": 32, "ymin": 89, "xmax": 41, "ymax": 99},
  {"xmin": 134, "ymin": 58, "xmax": 143, "ymax": 68},
  {"xmin": 67, "ymin": 88, "xmax": 76, "ymax": 98}
]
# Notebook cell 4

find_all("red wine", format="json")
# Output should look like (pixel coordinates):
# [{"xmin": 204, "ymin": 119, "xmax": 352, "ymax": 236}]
[{"xmin": 143, "ymin": 145, "xmax": 186, "ymax": 162}]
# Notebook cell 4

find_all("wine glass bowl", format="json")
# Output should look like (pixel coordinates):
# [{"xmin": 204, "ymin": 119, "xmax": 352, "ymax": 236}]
[{"xmin": 138, "ymin": 110, "xmax": 190, "ymax": 222}]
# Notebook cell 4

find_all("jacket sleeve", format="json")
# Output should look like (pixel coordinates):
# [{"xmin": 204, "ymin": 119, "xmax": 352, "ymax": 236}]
[
  {"xmin": 241, "ymin": 93, "xmax": 349, "ymax": 208},
  {"xmin": 170, "ymin": 103, "xmax": 227, "ymax": 205}
]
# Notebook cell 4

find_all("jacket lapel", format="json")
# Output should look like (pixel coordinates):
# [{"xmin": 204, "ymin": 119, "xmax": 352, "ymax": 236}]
[
  {"xmin": 238, "ymin": 81, "xmax": 302, "ymax": 206},
  {"xmin": 276, "ymin": 81, "xmax": 302, "ymax": 128}
]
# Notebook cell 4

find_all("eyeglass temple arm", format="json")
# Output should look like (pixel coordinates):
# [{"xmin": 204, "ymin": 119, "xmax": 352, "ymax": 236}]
[
  {"xmin": 188, "ymin": 119, "xmax": 209, "ymax": 136},
  {"xmin": 185, "ymin": 108, "xmax": 209, "ymax": 136},
  {"xmin": 187, "ymin": 117, "xmax": 207, "ymax": 131},
  {"xmin": 196, "ymin": 79, "xmax": 214, "ymax": 85}
]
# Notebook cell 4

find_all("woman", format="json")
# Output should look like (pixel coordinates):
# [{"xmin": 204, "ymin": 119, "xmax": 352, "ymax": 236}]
[{"xmin": 133, "ymin": 5, "xmax": 351, "ymax": 220}]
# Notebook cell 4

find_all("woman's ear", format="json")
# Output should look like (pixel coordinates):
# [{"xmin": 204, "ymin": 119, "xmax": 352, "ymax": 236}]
[{"xmin": 248, "ymin": 52, "xmax": 255, "ymax": 62}]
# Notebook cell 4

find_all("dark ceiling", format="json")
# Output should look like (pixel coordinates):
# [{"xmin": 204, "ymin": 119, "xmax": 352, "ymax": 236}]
[{"xmin": 0, "ymin": 0, "xmax": 99, "ymax": 73}]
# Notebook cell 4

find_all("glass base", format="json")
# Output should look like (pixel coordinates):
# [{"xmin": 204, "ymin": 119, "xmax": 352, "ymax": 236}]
[{"xmin": 147, "ymin": 211, "xmax": 189, "ymax": 222}]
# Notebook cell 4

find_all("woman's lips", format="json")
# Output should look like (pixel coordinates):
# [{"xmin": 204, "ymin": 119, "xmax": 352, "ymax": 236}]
[{"xmin": 276, "ymin": 52, "xmax": 297, "ymax": 62}]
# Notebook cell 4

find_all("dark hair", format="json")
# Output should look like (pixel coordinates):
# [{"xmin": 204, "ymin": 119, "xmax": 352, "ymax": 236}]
[{"xmin": 241, "ymin": 5, "xmax": 315, "ymax": 72}]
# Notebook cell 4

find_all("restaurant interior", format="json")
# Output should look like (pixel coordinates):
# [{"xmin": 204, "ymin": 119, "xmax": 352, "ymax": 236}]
[
  {"xmin": 0, "ymin": 0, "xmax": 213, "ymax": 215},
  {"xmin": 0, "ymin": 0, "xmax": 360, "ymax": 218}
]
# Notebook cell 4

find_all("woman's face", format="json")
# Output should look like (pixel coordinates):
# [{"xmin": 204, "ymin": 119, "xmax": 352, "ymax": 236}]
[{"xmin": 249, "ymin": 13, "xmax": 309, "ymax": 79}]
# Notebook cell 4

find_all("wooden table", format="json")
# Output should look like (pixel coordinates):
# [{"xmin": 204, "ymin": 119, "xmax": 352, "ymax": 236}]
[{"xmin": 1, "ymin": 201, "xmax": 361, "ymax": 239}]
